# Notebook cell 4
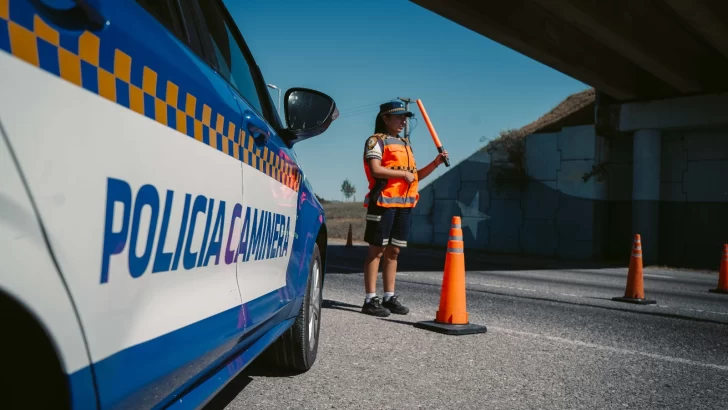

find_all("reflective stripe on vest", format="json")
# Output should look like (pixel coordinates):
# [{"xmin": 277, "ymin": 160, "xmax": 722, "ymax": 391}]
[
  {"xmin": 362, "ymin": 133, "xmax": 419, "ymax": 208},
  {"xmin": 378, "ymin": 196, "xmax": 417, "ymax": 205}
]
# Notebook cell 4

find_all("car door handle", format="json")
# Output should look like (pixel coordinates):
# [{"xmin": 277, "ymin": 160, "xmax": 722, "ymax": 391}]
[
  {"xmin": 32, "ymin": 0, "xmax": 107, "ymax": 31},
  {"xmin": 243, "ymin": 111, "xmax": 271, "ymax": 144}
]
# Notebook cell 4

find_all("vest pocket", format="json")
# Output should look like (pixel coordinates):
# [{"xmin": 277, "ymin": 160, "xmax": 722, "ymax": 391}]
[{"xmin": 383, "ymin": 145, "xmax": 411, "ymax": 169}]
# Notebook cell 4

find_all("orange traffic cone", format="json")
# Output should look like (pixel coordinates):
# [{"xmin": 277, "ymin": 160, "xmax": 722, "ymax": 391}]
[
  {"xmin": 612, "ymin": 234, "xmax": 656, "ymax": 305},
  {"xmin": 709, "ymin": 244, "xmax": 728, "ymax": 294},
  {"xmin": 415, "ymin": 216, "xmax": 487, "ymax": 335},
  {"xmin": 345, "ymin": 224, "xmax": 353, "ymax": 248}
]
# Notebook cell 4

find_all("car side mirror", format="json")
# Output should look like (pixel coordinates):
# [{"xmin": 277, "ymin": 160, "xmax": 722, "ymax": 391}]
[{"xmin": 283, "ymin": 88, "xmax": 338, "ymax": 144}]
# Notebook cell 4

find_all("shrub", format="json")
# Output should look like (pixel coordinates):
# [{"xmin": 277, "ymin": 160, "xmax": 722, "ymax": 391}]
[{"xmin": 484, "ymin": 129, "xmax": 528, "ymax": 191}]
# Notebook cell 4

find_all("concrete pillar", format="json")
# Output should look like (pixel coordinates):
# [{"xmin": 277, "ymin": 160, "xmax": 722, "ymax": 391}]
[{"xmin": 632, "ymin": 129, "xmax": 661, "ymax": 264}]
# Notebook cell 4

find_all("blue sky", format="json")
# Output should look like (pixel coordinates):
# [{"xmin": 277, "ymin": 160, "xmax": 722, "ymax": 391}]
[{"xmin": 225, "ymin": 0, "xmax": 589, "ymax": 201}]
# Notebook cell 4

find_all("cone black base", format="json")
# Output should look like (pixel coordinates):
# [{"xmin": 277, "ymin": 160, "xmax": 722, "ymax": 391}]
[
  {"xmin": 709, "ymin": 288, "xmax": 728, "ymax": 294},
  {"xmin": 414, "ymin": 320, "xmax": 487, "ymax": 336},
  {"xmin": 611, "ymin": 296, "xmax": 656, "ymax": 305}
]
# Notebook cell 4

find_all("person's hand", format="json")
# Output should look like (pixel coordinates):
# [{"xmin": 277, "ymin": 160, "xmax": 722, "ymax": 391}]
[
  {"xmin": 435, "ymin": 149, "xmax": 449, "ymax": 166},
  {"xmin": 403, "ymin": 171, "xmax": 416, "ymax": 183}
]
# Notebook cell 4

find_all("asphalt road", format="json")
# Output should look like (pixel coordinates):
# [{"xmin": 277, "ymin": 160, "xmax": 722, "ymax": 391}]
[{"xmin": 209, "ymin": 243, "xmax": 728, "ymax": 410}]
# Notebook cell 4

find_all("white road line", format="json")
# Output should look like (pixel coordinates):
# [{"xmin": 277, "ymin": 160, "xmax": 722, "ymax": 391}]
[
  {"xmin": 679, "ymin": 308, "xmax": 728, "ymax": 316},
  {"xmin": 488, "ymin": 326, "xmax": 728, "ymax": 371},
  {"xmin": 478, "ymin": 284, "xmax": 728, "ymax": 316},
  {"xmin": 479, "ymin": 283, "xmax": 536, "ymax": 292},
  {"xmin": 644, "ymin": 274, "xmax": 675, "ymax": 279},
  {"xmin": 399, "ymin": 311, "xmax": 728, "ymax": 371}
]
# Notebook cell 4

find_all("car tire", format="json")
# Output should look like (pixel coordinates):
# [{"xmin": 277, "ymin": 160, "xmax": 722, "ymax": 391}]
[{"xmin": 262, "ymin": 242, "xmax": 323, "ymax": 373}]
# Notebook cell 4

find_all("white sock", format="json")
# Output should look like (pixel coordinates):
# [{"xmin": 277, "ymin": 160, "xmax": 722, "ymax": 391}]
[
  {"xmin": 384, "ymin": 292, "xmax": 395, "ymax": 300},
  {"xmin": 365, "ymin": 293, "xmax": 377, "ymax": 302}
]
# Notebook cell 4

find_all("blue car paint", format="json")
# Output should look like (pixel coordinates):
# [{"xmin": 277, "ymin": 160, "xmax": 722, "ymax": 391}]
[
  {"xmin": 285, "ymin": 178, "xmax": 327, "ymax": 318},
  {"xmin": 73, "ymin": 290, "xmax": 292, "ymax": 410},
  {"xmin": 165, "ymin": 317, "xmax": 296, "ymax": 410},
  {"xmin": 2, "ymin": 0, "xmax": 329, "ymax": 408},
  {"xmin": 67, "ymin": 367, "xmax": 98, "ymax": 410}
]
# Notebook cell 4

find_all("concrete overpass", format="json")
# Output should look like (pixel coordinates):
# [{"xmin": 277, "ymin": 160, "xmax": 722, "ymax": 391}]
[
  {"xmin": 409, "ymin": 0, "xmax": 728, "ymax": 266},
  {"xmin": 410, "ymin": 0, "xmax": 728, "ymax": 101}
]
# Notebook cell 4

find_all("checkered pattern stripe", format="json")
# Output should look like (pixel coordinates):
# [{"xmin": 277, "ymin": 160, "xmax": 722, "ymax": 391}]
[
  {"xmin": 381, "ymin": 107, "xmax": 406, "ymax": 115},
  {"xmin": 389, "ymin": 166, "xmax": 417, "ymax": 173},
  {"xmin": 0, "ymin": 1, "xmax": 301, "ymax": 191}
]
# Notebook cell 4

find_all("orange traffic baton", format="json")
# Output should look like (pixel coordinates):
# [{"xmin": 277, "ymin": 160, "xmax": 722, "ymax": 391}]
[
  {"xmin": 415, "ymin": 216, "xmax": 487, "ymax": 335},
  {"xmin": 612, "ymin": 234, "xmax": 656, "ymax": 305},
  {"xmin": 416, "ymin": 99, "xmax": 450, "ymax": 167}
]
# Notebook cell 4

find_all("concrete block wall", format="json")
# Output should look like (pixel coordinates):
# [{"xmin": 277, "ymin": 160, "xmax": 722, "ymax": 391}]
[
  {"xmin": 604, "ymin": 135, "xmax": 634, "ymax": 260},
  {"xmin": 410, "ymin": 150, "xmax": 490, "ymax": 249},
  {"xmin": 522, "ymin": 133, "xmax": 559, "ymax": 256},
  {"xmin": 555, "ymin": 126, "xmax": 609, "ymax": 259},
  {"xmin": 410, "ymin": 125, "xmax": 609, "ymax": 260},
  {"xmin": 409, "ymin": 106, "xmax": 727, "ymax": 269},
  {"xmin": 658, "ymin": 128, "xmax": 728, "ymax": 268},
  {"xmin": 487, "ymin": 148, "xmax": 523, "ymax": 252},
  {"xmin": 600, "ymin": 127, "xmax": 728, "ymax": 268}
]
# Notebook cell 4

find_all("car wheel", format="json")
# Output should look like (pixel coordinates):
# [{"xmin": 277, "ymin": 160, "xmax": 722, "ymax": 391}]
[{"xmin": 262, "ymin": 242, "xmax": 323, "ymax": 373}]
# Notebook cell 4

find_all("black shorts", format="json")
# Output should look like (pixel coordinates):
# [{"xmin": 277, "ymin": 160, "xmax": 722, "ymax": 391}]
[{"xmin": 364, "ymin": 204, "xmax": 412, "ymax": 248}]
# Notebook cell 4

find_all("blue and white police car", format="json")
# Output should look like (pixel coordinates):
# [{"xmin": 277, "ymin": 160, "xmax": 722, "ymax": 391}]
[{"xmin": 0, "ymin": 0, "xmax": 338, "ymax": 408}]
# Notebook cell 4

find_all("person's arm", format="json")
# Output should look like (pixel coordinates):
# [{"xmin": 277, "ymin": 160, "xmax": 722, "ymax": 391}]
[
  {"xmin": 417, "ymin": 150, "xmax": 449, "ymax": 181},
  {"xmin": 416, "ymin": 160, "xmax": 439, "ymax": 181}
]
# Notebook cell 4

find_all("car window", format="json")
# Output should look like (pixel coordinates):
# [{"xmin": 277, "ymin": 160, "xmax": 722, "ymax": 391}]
[
  {"xmin": 193, "ymin": 0, "xmax": 265, "ymax": 116},
  {"xmin": 136, "ymin": 0, "xmax": 187, "ymax": 45}
]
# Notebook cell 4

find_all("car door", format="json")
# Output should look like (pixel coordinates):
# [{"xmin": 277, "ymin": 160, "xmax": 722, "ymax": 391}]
[
  {"xmin": 0, "ymin": 0, "xmax": 248, "ymax": 407},
  {"xmin": 189, "ymin": 0, "xmax": 300, "ymax": 333}
]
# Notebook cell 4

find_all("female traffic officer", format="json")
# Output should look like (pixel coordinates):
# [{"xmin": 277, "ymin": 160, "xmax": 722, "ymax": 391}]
[{"xmin": 361, "ymin": 100, "xmax": 449, "ymax": 317}]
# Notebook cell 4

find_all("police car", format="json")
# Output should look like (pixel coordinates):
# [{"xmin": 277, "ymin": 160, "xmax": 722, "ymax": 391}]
[{"xmin": 0, "ymin": 0, "xmax": 338, "ymax": 408}]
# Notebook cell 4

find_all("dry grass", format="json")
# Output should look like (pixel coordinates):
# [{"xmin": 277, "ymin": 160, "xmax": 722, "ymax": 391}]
[
  {"xmin": 511, "ymin": 87, "xmax": 595, "ymax": 137},
  {"xmin": 323, "ymin": 202, "xmax": 367, "ymax": 240}
]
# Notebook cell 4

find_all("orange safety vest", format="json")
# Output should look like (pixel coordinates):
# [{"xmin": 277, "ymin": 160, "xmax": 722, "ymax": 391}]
[{"xmin": 363, "ymin": 133, "xmax": 419, "ymax": 208}]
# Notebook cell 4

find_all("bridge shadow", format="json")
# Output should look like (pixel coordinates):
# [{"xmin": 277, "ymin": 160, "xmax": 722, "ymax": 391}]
[{"xmin": 324, "ymin": 243, "xmax": 624, "ymax": 275}]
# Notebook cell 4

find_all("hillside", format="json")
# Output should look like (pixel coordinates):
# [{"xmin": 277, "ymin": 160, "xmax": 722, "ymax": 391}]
[
  {"xmin": 512, "ymin": 87, "xmax": 595, "ymax": 137},
  {"xmin": 322, "ymin": 202, "xmax": 367, "ymax": 240}
]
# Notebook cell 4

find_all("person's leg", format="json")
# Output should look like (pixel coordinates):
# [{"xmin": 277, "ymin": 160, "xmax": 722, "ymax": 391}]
[
  {"xmin": 381, "ymin": 245, "xmax": 400, "ymax": 296},
  {"xmin": 361, "ymin": 205, "xmax": 394, "ymax": 317},
  {"xmin": 364, "ymin": 245, "xmax": 385, "ymax": 297},
  {"xmin": 381, "ymin": 207, "xmax": 411, "ymax": 315}
]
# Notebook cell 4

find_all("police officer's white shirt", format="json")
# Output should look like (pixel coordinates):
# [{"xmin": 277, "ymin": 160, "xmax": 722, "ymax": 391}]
[{"xmin": 364, "ymin": 136, "xmax": 384, "ymax": 161}]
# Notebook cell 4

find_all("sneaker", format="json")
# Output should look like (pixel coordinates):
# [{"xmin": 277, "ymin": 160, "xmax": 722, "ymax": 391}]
[
  {"xmin": 382, "ymin": 295, "xmax": 409, "ymax": 315},
  {"xmin": 361, "ymin": 296, "xmax": 390, "ymax": 317}
]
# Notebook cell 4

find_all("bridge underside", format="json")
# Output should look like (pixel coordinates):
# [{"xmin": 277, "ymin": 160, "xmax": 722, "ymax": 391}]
[
  {"xmin": 410, "ymin": 0, "xmax": 728, "ymax": 267},
  {"xmin": 411, "ymin": 0, "xmax": 728, "ymax": 103}
]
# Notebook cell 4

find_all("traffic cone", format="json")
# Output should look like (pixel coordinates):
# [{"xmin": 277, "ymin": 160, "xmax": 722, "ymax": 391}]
[
  {"xmin": 612, "ymin": 234, "xmax": 656, "ymax": 305},
  {"xmin": 415, "ymin": 216, "xmax": 487, "ymax": 335},
  {"xmin": 345, "ymin": 224, "xmax": 353, "ymax": 248},
  {"xmin": 709, "ymin": 244, "xmax": 728, "ymax": 294}
]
